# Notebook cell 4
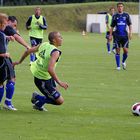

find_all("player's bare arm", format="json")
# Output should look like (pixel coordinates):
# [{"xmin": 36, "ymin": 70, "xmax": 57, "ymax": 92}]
[
  {"xmin": 0, "ymin": 52, "xmax": 10, "ymax": 58},
  {"xmin": 13, "ymin": 34, "xmax": 30, "ymax": 49},
  {"xmin": 13, "ymin": 45, "xmax": 39, "ymax": 65},
  {"xmin": 48, "ymin": 51, "xmax": 68, "ymax": 90}
]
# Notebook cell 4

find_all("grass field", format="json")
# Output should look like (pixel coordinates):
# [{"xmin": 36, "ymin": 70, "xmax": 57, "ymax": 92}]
[
  {"xmin": 0, "ymin": 2, "xmax": 138, "ymax": 31},
  {"xmin": 0, "ymin": 31, "xmax": 140, "ymax": 140}
]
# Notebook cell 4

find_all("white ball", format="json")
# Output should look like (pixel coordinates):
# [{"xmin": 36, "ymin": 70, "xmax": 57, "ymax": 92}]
[{"xmin": 131, "ymin": 102, "xmax": 140, "ymax": 116}]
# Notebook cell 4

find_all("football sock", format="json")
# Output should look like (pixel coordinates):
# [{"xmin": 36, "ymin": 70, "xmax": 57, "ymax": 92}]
[
  {"xmin": 35, "ymin": 95, "xmax": 46, "ymax": 108},
  {"xmin": 115, "ymin": 54, "xmax": 120, "ymax": 67},
  {"xmin": 35, "ymin": 94, "xmax": 57, "ymax": 106},
  {"xmin": 5, "ymin": 81, "xmax": 15, "ymax": 105},
  {"xmin": 122, "ymin": 53, "xmax": 128, "ymax": 63},
  {"xmin": 30, "ymin": 53, "xmax": 35, "ymax": 62},
  {"xmin": 107, "ymin": 42, "xmax": 110, "ymax": 52},
  {"xmin": 45, "ymin": 97, "xmax": 57, "ymax": 105},
  {"xmin": 0, "ymin": 85, "xmax": 4, "ymax": 103}
]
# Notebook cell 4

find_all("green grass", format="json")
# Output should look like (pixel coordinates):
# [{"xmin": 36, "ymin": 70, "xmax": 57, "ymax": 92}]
[
  {"xmin": 0, "ymin": 2, "xmax": 138, "ymax": 31},
  {"xmin": 1, "ymin": 32, "xmax": 140, "ymax": 140}
]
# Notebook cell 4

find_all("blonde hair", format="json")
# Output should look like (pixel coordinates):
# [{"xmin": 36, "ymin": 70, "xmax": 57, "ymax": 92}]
[
  {"xmin": 0, "ymin": 13, "xmax": 8, "ymax": 24},
  {"xmin": 0, "ymin": 13, "xmax": 8, "ymax": 29}
]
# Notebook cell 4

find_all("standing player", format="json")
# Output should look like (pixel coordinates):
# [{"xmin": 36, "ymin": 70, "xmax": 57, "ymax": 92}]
[
  {"xmin": 0, "ymin": 13, "xmax": 17, "ymax": 110},
  {"xmin": 26, "ymin": 7, "xmax": 47, "ymax": 63},
  {"xmin": 105, "ymin": 7, "xmax": 115, "ymax": 54},
  {"xmin": 14, "ymin": 31, "xmax": 68, "ymax": 111},
  {"xmin": 109, "ymin": 2, "xmax": 132, "ymax": 70},
  {"xmin": 0, "ymin": 16, "xmax": 31, "ymax": 110}
]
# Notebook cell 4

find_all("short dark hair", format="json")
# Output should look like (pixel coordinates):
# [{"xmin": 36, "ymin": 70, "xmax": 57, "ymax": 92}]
[
  {"xmin": 8, "ymin": 16, "xmax": 18, "ymax": 23},
  {"xmin": 117, "ymin": 2, "xmax": 124, "ymax": 7},
  {"xmin": 48, "ymin": 31, "xmax": 58, "ymax": 44}
]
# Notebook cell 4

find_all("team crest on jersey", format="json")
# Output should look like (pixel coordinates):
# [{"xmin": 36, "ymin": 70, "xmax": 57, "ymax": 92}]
[{"xmin": 123, "ymin": 17, "xmax": 126, "ymax": 20}]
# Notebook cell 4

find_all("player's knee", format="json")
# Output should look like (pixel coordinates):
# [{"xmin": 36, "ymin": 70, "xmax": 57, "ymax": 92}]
[
  {"xmin": 56, "ymin": 96, "xmax": 64, "ymax": 105},
  {"xmin": 12, "ymin": 78, "xmax": 16, "ymax": 82},
  {"xmin": 123, "ymin": 48, "xmax": 128, "ymax": 53},
  {"xmin": 8, "ymin": 78, "xmax": 16, "ymax": 83},
  {"xmin": 0, "ymin": 83, "xmax": 4, "ymax": 87},
  {"xmin": 116, "ymin": 48, "xmax": 120, "ymax": 54}
]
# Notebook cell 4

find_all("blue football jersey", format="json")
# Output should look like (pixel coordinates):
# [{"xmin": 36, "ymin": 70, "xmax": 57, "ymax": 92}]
[{"xmin": 111, "ymin": 12, "xmax": 132, "ymax": 36}]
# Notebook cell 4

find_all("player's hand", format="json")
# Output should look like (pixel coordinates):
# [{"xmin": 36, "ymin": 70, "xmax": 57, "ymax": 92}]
[
  {"xmin": 59, "ymin": 81, "xmax": 69, "ymax": 90},
  {"xmin": 26, "ymin": 46, "xmax": 31, "ymax": 50},
  {"xmin": 12, "ymin": 61, "xmax": 20, "ymax": 67},
  {"xmin": 7, "ymin": 36, "xmax": 15, "ymax": 41},
  {"xmin": 5, "ymin": 53, "xmax": 10, "ymax": 58}
]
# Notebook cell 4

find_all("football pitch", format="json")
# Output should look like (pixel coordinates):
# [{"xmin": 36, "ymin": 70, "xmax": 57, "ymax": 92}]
[{"xmin": 0, "ymin": 32, "xmax": 140, "ymax": 140}]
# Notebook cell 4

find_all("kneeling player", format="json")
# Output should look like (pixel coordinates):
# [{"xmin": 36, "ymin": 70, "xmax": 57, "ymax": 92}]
[{"xmin": 14, "ymin": 31, "xmax": 68, "ymax": 111}]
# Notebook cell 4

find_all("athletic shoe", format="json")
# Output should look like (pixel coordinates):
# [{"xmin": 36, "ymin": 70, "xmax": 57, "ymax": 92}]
[
  {"xmin": 122, "ymin": 62, "xmax": 126, "ymax": 70},
  {"xmin": 108, "ymin": 51, "xmax": 111, "ymax": 54},
  {"xmin": 33, "ymin": 105, "xmax": 47, "ymax": 112},
  {"xmin": 116, "ymin": 67, "xmax": 121, "ymax": 70},
  {"xmin": 31, "ymin": 92, "xmax": 39, "ymax": 104},
  {"xmin": 3, "ymin": 104, "xmax": 17, "ymax": 111}
]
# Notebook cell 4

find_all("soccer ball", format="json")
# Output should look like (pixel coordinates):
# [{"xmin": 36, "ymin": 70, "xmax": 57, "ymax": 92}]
[{"xmin": 131, "ymin": 102, "xmax": 140, "ymax": 116}]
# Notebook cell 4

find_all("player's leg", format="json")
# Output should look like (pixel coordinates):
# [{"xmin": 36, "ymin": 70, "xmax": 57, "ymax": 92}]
[
  {"xmin": 0, "ymin": 83, "xmax": 4, "ymax": 109},
  {"xmin": 30, "ymin": 37, "xmax": 37, "ymax": 62},
  {"xmin": 0, "ymin": 59, "xmax": 6, "ymax": 108},
  {"xmin": 31, "ymin": 91, "xmax": 47, "ymax": 111},
  {"xmin": 112, "ymin": 33, "xmax": 116, "ymax": 54},
  {"xmin": 32, "ymin": 77, "xmax": 64, "ymax": 111},
  {"xmin": 106, "ymin": 32, "xmax": 111, "ymax": 54},
  {"xmin": 31, "ymin": 77, "xmax": 55, "ymax": 111},
  {"xmin": 55, "ymin": 95, "xmax": 64, "ymax": 105},
  {"xmin": 30, "ymin": 37, "xmax": 42, "ymax": 63},
  {"xmin": 122, "ymin": 37, "xmax": 129, "ymax": 69},
  {"xmin": 115, "ymin": 48, "xmax": 121, "ymax": 70},
  {"xmin": 114, "ymin": 38, "xmax": 121, "ymax": 70},
  {"xmin": 35, "ymin": 77, "xmax": 62, "ymax": 105},
  {"xmin": 3, "ymin": 58, "xmax": 17, "ymax": 110},
  {"xmin": 4, "ymin": 78, "xmax": 17, "ymax": 110}
]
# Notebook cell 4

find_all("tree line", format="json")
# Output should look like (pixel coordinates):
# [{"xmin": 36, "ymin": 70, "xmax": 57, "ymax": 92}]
[{"xmin": 1, "ymin": 0, "xmax": 139, "ymax": 6}]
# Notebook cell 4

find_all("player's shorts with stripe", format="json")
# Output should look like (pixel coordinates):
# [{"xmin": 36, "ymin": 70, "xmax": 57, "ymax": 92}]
[
  {"xmin": 34, "ymin": 77, "xmax": 61, "ymax": 100},
  {"xmin": 114, "ymin": 36, "xmax": 129, "ymax": 48},
  {"xmin": 106, "ymin": 31, "xmax": 110, "ymax": 39},
  {"xmin": 0, "ymin": 57, "xmax": 15, "ymax": 83},
  {"xmin": 30, "ymin": 37, "xmax": 42, "ymax": 46}
]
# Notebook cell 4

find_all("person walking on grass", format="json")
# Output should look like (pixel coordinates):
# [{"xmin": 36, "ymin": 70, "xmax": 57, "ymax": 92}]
[
  {"xmin": 0, "ymin": 15, "xmax": 31, "ymax": 111},
  {"xmin": 109, "ymin": 2, "xmax": 132, "ymax": 70},
  {"xmin": 0, "ymin": 13, "xmax": 18, "ymax": 110},
  {"xmin": 26, "ymin": 7, "xmax": 47, "ymax": 63},
  {"xmin": 105, "ymin": 7, "xmax": 115, "ymax": 54}
]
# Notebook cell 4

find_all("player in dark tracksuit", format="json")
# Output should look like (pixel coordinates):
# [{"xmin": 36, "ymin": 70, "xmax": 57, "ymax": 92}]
[
  {"xmin": 109, "ymin": 2, "xmax": 132, "ymax": 70},
  {"xmin": 5, "ymin": 16, "xmax": 30, "ymax": 50},
  {"xmin": 0, "ymin": 16, "xmax": 30, "ymax": 111},
  {"xmin": 0, "ymin": 13, "xmax": 17, "ymax": 110}
]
